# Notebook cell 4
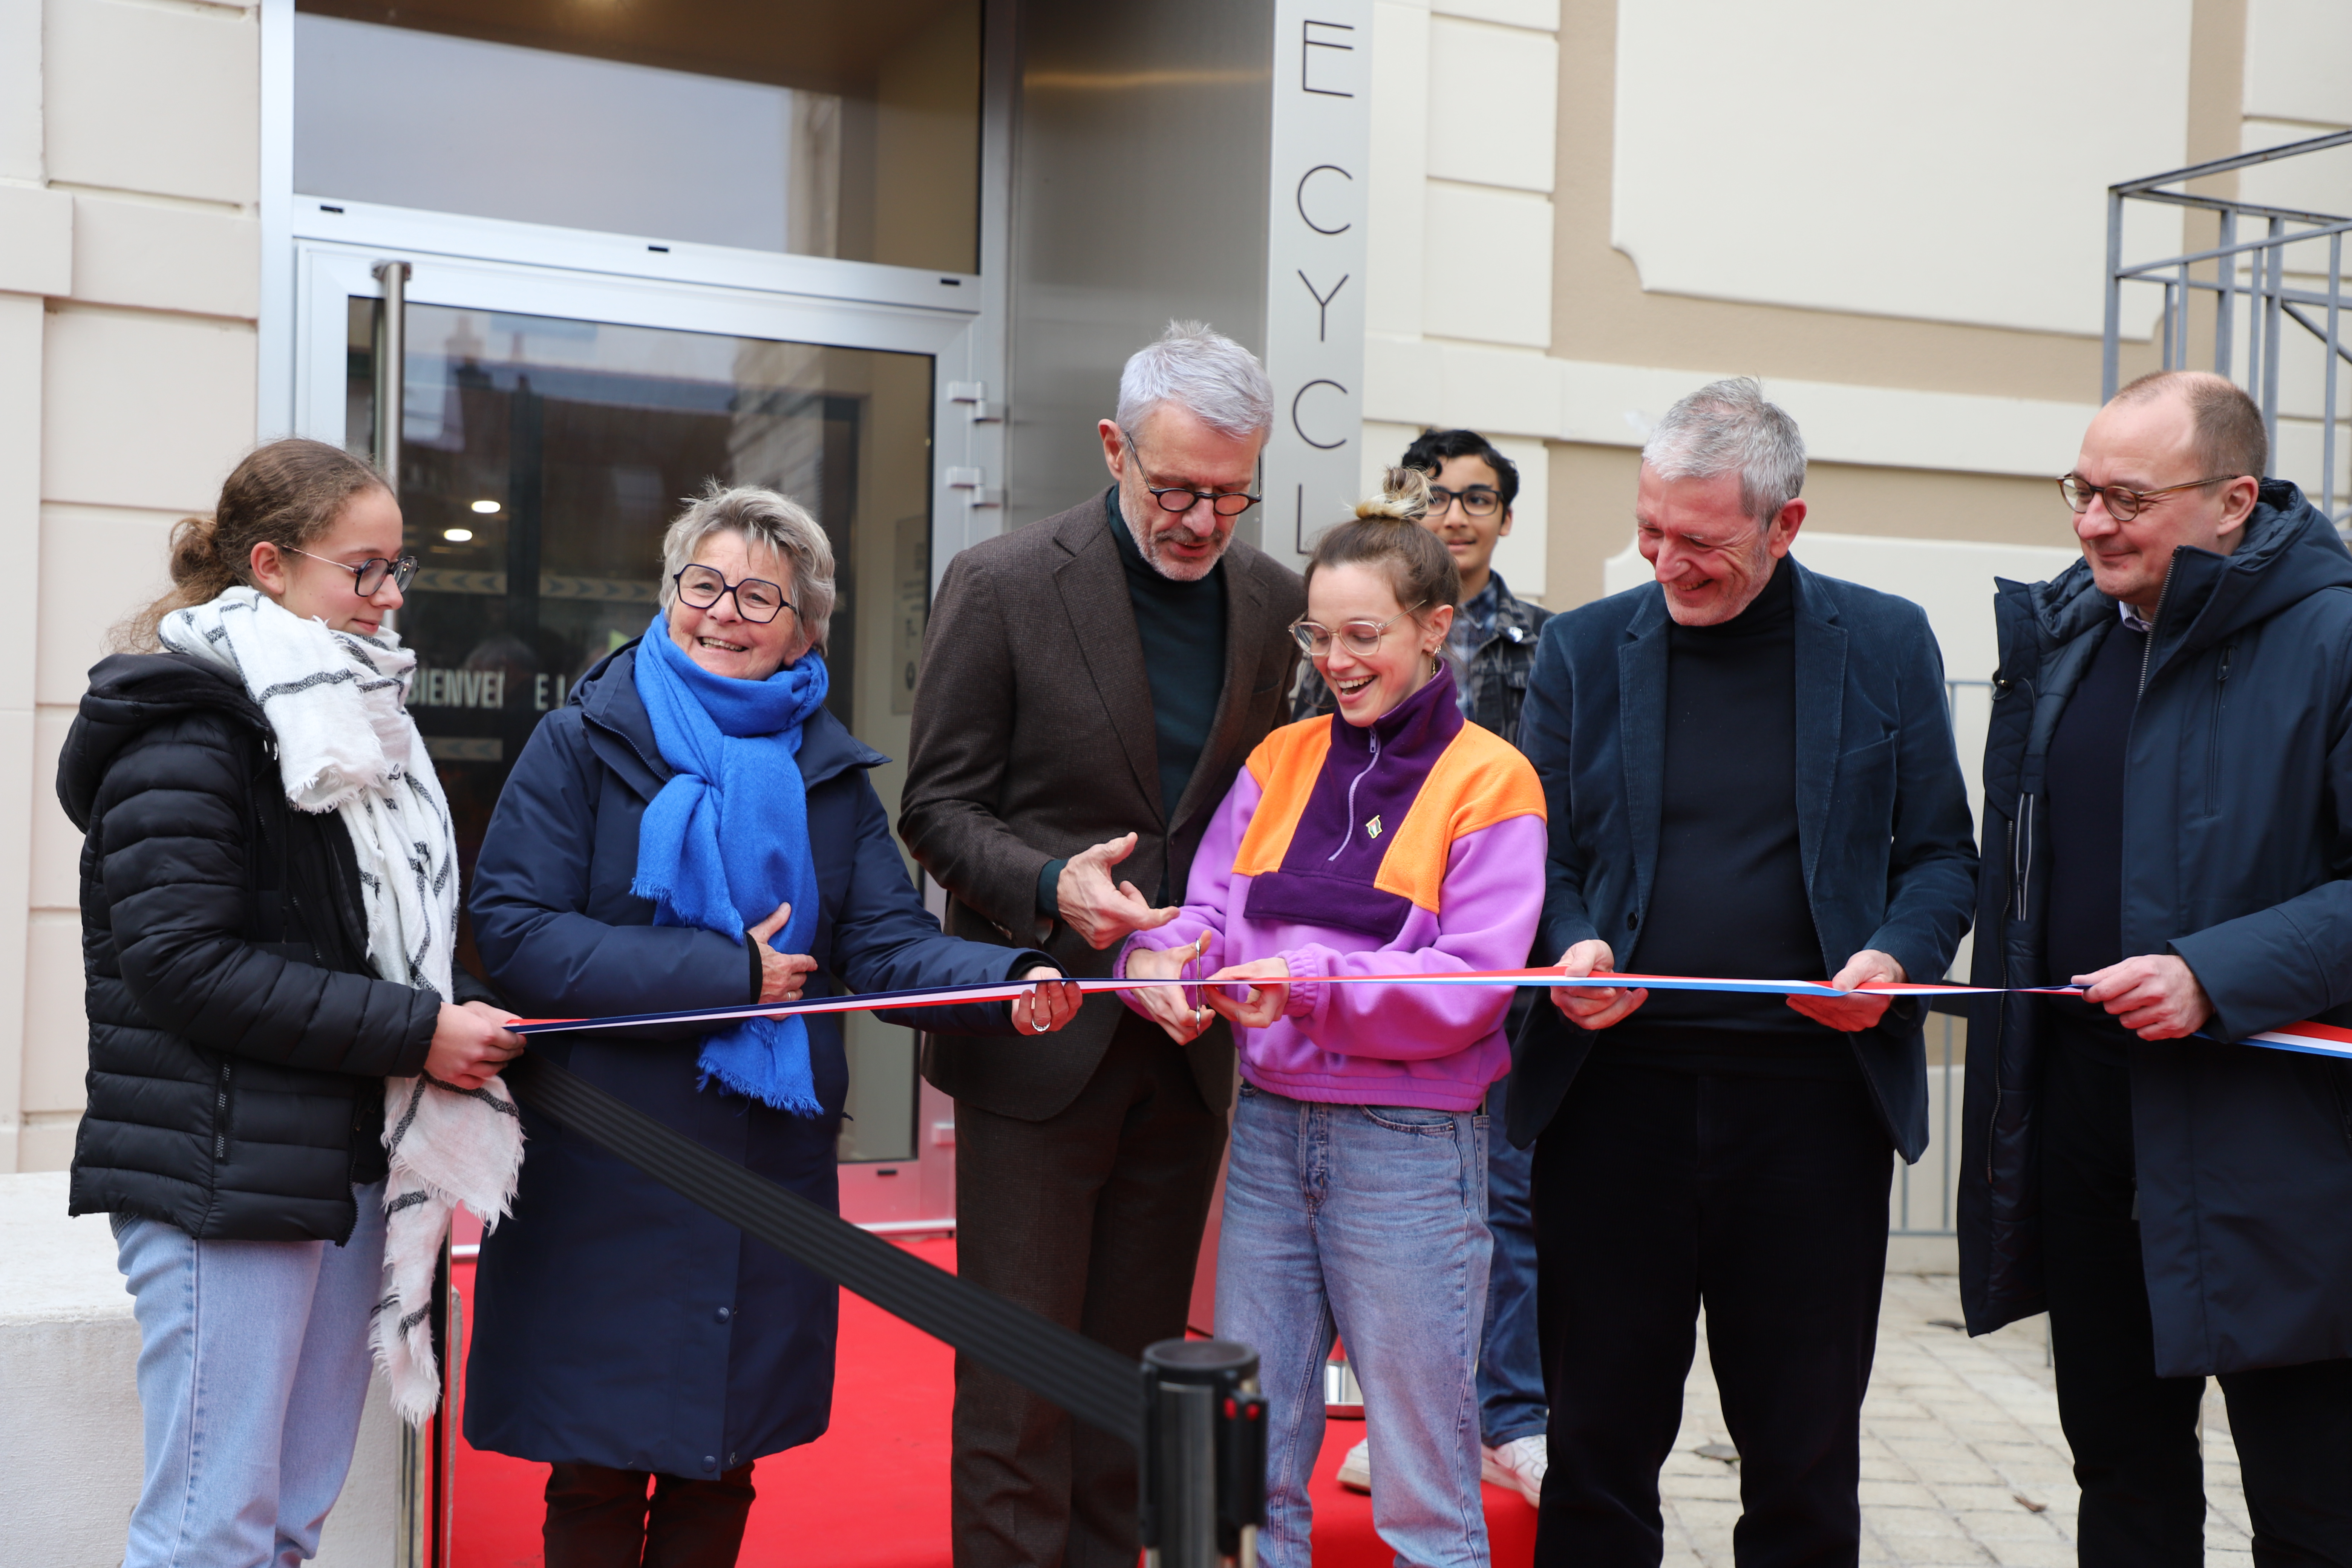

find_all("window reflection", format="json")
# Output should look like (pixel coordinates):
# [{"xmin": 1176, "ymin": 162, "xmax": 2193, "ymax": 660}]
[{"xmin": 296, "ymin": 0, "xmax": 981, "ymax": 273}]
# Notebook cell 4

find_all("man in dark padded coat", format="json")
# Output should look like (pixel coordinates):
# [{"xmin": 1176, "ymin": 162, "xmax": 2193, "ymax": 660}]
[
  {"xmin": 1963, "ymin": 371, "xmax": 2352, "ymax": 1564},
  {"xmin": 899, "ymin": 321, "xmax": 1303, "ymax": 1568}
]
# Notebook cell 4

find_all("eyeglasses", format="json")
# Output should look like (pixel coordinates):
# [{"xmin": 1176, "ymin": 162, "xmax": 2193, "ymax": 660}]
[
  {"xmin": 284, "ymin": 547, "xmax": 418, "ymax": 597},
  {"xmin": 1427, "ymin": 485, "xmax": 1504, "ymax": 519},
  {"xmin": 673, "ymin": 564, "xmax": 795, "ymax": 625},
  {"xmin": 2057, "ymin": 472, "xmax": 2240, "ymax": 523},
  {"xmin": 1120, "ymin": 428, "xmax": 1262, "ymax": 517},
  {"xmin": 1288, "ymin": 603, "xmax": 1427, "ymax": 658}
]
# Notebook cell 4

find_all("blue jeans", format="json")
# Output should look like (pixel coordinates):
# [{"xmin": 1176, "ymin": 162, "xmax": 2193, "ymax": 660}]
[
  {"xmin": 114, "ymin": 1185, "xmax": 387, "ymax": 1568},
  {"xmin": 1478, "ymin": 1070, "xmax": 1547, "ymax": 1447},
  {"xmin": 1216, "ymin": 1085, "xmax": 1491, "ymax": 1568}
]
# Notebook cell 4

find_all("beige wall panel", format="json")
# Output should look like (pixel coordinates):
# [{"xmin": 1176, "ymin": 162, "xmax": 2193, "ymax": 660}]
[
  {"xmin": 17, "ymin": 1118, "xmax": 77, "ymax": 1172},
  {"xmin": 1799, "ymin": 462, "xmax": 2073, "ymax": 553},
  {"xmin": 1360, "ymin": 419, "xmax": 1423, "ymax": 492},
  {"xmin": 1612, "ymin": 0, "xmax": 2189, "ymax": 338},
  {"xmin": 1423, "ymin": 183, "xmax": 1552, "ymax": 347},
  {"xmin": 1543, "ymin": 439, "xmax": 1642, "ymax": 607},
  {"xmin": 42, "ymin": 307, "xmax": 255, "ymax": 515},
  {"xmin": 1425, "ymin": 17, "xmax": 1556, "ymax": 194},
  {"xmin": 2243, "ymin": 0, "xmax": 2352, "ymax": 127},
  {"xmin": 0, "ymin": 296, "xmax": 41, "ymax": 709},
  {"xmin": 23, "ymin": 910, "xmax": 86, "ymax": 1116},
  {"xmin": 1550, "ymin": 0, "xmax": 2158, "ymax": 403},
  {"xmin": 2236, "ymin": 121, "xmax": 2352, "ymax": 215},
  {"xmin": 1366, "ymin": 1, "xmax": 1432, "ymax": 338},
  {"xmin": 44, "ymin": 0, "xmax": 257, "ymax": 206},
  {"xmin": 36, "ymin": 503, "xmax": 176, "ymax": 707},
  {"xmin": 70, "ymin": 196, "xmax": 260, "ymax": 320},
  {"xmin": 1433, "ymin": 0, "xmax": 1558, "ymax": 26},
  {"xmin": 30, "ymin": 707, "xmax": 78, "ymax": 914},
  {"xmin": 0, "ymin": 185, "xmax": 72, "ymax": 298},
  {"xmin": 0, "ymin": 0, "xmax": 38, "ymax": 183}
]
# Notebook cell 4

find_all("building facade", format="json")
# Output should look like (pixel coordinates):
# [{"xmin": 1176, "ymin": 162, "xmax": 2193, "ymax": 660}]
[{"xmin": 3, "ymin": 0, "xmax": 2347, "ymax": 1197}]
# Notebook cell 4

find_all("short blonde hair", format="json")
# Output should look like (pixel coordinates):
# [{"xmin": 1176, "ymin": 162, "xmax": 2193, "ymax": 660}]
[{"xmin": 658, "ymin": 482, "xmax": 836, "ymax": 650}]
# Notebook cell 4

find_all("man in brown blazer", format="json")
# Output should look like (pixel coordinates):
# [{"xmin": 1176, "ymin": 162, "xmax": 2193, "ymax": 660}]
[{"xmin": 900, "ymin": 321, "xmax": 1305, "ymax": 1568}]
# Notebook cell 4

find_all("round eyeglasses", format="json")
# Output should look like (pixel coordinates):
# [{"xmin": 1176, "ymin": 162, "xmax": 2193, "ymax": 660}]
[
  {"xmin": 2057, "ymin": 472, "xmax": 2239, "ymax": 523},
  {"xmin": 284, "ymin": 547, "xmax": 418, "ymax": 597},
  {"xmin": 672, "ymin": 564, "xmax": 795, "ymax": 624},
  {"xmin": 1120, "ymin": 428, "xmax": 1262, "ymax": 516},
  {"xmin": 1288, "ymin": 603, "xmax": 1427, "ymax": 658}
]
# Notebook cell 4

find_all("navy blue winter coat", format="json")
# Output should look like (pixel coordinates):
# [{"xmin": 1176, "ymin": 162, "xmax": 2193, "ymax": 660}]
[
  {"xmin": 463, "ymin": 640, "xmax": 1047, "ymax": 1477},
  {"xmin": 1508, "ymin": 557, "xmax": 1980, "ymax": 1157},
  {"xmin": 1961, "ymin": 481, "xmax": 2352, "ymax": 1376}
]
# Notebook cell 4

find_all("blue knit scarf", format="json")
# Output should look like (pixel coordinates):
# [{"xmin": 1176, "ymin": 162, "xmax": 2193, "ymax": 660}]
[{"xmin": 631, "ymin": 614, "xmax": 831, "ymax": 1115}]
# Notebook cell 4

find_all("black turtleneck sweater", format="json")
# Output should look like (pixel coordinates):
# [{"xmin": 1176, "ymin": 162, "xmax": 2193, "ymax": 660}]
[
  {"xmin": 1037, "ymin": 490, "xmax": 1229, "ymax": 916},
  {"xmin": 1603, "ymin": 562, "xmax": 1851, "ymax": 1076}
]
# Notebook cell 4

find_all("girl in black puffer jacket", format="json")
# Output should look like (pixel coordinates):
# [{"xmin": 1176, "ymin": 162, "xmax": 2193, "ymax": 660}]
[{"xmin": 61, "ymin": 438, "xmax": 522, "ymax": 1568}]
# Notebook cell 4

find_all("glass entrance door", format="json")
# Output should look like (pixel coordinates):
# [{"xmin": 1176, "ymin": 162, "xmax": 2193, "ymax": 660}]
[{"xmin": 298, "ymin": 245, "xmax": 971, "ymax": 1225}]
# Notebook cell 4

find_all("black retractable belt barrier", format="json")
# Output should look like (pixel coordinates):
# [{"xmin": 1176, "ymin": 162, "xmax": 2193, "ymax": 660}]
[
  {"xmin": 502, "ymin": 1050, "xmax": 1145, "ymax": 1447},
  {"xmin": 504, "ymin": 1050, "xmax": 1268, "ymax": 1560}
]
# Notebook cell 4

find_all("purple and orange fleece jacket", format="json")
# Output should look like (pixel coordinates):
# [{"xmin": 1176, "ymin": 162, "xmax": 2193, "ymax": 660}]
[{"xmin": 1119, "ymin": 665, "xmax": 1546, "ymax": 1111}]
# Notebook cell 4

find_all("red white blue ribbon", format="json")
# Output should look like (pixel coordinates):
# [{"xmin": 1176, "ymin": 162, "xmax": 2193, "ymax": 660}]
[{"xmin": 508, "ymin": 968, "xmax": 2352, "ymax": 1061}]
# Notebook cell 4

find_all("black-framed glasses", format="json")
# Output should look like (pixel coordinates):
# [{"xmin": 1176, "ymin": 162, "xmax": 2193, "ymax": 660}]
[
  {"xmin": 1120, "ymin": 427, "xmax": 1262, "ymax": 516},
  {"xmin": 285, "ymin": 546, "xmax": 418, "ymax": 596},
  {"xmin": 1288, "ymin": 602, "xmax": 1427, "ymax": 658},
  {"xmin": 672, "ymin": 564, "xmax": 795, "ymax": 624},
  {"xmin": 2057, "ymin": 472, "xmax": 2240, "ymax": 523},
  {"xmin": 1428, "ymin": 485, "xmax": 1503, "ymax": 519}
]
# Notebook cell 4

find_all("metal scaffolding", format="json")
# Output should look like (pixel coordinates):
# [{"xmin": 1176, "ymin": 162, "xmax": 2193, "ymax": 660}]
[{"xmin": 2105, "ymin": 129, "xmax": 2352, "ymax": 529}]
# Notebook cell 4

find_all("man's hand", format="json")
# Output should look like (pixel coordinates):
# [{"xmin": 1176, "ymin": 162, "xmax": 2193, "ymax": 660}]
[
  {"xmin": 1009, "ymin": 967, "xmax": 1084, "ymax": 1034},
  {"xmin": 1203, "ymin": 957, "xmax": 1291, "ymax": 1031},
  {"xmin": 1124, "ymin": 935, "xmax": 1213, "ymax": 1044},
  {"xmin": 426, "ymin": 1003, "xmax": 525, "ymax": 1089},
  {"xmin": 1057, "ymin": 833, "xmax": 1181, "ymax": 950},
  {"xmin": 750, "ymin": 901, "xmax": 821, "ymax": 1004},
  {"xmin": 2076, "ymin": 954, "xmax": 2213, "ymax": 1040},
  {"xmin": 1550, "ymin": 940, "xmax": 1647, "ymax": 1031},
  {"xmin": 1787, "ymin": 949, "xmax": 1907, "ymax": 1032}
]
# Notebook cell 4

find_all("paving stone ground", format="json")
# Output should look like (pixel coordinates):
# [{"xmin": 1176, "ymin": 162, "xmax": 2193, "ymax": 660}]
[{"xmin": 1656, "ymin": 1272, "xmax": 2254, "ymax": 1567}]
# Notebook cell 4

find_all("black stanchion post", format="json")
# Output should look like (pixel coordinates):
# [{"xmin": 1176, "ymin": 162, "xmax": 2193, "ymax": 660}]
[{"xmin": 1140, "ymin": 1340, "xmax": 1267, "ymax": 1568}]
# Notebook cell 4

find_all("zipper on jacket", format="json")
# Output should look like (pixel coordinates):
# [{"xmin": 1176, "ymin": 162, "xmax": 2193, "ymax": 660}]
[
  {"xmin": 1327, "ymin": 729, "xmax": 1384, "ymax": 859},
  {"xmin": 2135, "ymin": 555, "xmax": 2178, "ymax": 697},
  {"xmin": 2205, "ymin": 645, "xmax": 2233, "ymax": 809},
  {"xmin": 214, "ymin": 1058, "xmax": 231, "ymax": 1161}
]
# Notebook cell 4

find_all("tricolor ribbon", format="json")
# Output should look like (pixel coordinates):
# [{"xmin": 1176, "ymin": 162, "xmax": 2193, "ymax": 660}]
[{"xmin": 508, "ymin": 969, "xmax": 2352, "ymax": 1062}]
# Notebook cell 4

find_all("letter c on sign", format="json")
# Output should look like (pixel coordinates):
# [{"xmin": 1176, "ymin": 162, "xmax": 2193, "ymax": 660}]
[
  {"xmin": 1296, "ymin": 165, "xmax": 1352, "ymax": 236},
  {"xmin": 1291, "ymin": 380, "xmax": 1349, "ymax": 450}
]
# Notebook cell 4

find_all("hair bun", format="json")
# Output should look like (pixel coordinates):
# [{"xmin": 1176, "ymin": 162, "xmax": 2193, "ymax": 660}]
[
  {"xmin": 165, "ymin": 514, "xmax": 227, "ymax": 589},
  {"xmin": 1354, "ymin": 466, "xmax": 1431, "ymax": 525}
]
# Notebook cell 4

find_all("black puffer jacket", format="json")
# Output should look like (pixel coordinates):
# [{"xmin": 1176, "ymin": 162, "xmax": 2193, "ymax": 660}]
[{"xmin": 61, "ymin": 652, "xmax": 445, "ymax": 1243}]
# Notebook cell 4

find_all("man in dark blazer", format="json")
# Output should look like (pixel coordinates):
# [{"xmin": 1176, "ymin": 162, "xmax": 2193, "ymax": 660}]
[
  {"xmin": 900, "ymin": 321, "xmax": 1305, "ymax": 1568},
  {"xmin": 1511, "ymin": 379, "xmax": 1978, "ymax": 1566}
]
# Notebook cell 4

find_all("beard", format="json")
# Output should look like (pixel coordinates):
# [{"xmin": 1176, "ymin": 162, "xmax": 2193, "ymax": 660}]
[{"xmin": 1128, "ymin": 511, "xmax": 1233, "ymax": 582}]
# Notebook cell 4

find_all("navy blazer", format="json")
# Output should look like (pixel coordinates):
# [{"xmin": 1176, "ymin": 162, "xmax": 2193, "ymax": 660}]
[
  {"xmin": 463, "ymin": 641, "xmax": 1046, "ymax": 1476},
  {"xmin": 1509, "ymin": 557, "xmax": 1979, "ymax": 1159}
]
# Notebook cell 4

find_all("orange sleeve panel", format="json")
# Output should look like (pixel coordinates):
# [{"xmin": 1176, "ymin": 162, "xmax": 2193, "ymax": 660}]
[
  {"xmin": 1371, "ymin": 726, "xmax": 1548, "ymax": 916},
  {"xmin": 1233, "ymin": 717, "xmax": 1335, "ymax": 879}
]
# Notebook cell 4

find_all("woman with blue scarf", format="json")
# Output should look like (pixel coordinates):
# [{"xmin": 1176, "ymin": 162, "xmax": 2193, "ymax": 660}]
[{"xmin": 466, "ymin": 484, "xmax": 1078, "ymax": 1568}]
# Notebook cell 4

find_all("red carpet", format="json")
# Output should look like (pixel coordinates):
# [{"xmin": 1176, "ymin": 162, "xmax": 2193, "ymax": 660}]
[{"xmin": 450, "ymin": 1237, "xmax": 1536, "ymax": 1566}]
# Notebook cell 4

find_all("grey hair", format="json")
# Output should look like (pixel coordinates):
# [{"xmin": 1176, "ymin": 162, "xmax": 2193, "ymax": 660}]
[
  {"xmin": 1642, "ymin": 377, "xmax": 1807, "ymax": 525},
  {"xmin": 658, "ymin": 482, "xmax": 836, "ymax": 651},
  {"xmin": 1115, "ymin": 319, "xmax": 1274, "ymax": 439}
]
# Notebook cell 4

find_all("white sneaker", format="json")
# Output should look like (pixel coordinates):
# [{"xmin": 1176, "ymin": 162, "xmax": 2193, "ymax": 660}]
[
  {"xmin": 1481, "ymin": 1434, "xmax": 1547, "ymax": 1507},
  {"xmin": 1335, "ymin": 1438, "xmax": 1372, "ymax": 1492}
]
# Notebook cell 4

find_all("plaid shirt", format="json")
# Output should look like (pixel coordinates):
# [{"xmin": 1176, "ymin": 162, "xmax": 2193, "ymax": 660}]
[{"xmin": 1292, "ymin": 571, "xmax": 1552, "ymax": 747}]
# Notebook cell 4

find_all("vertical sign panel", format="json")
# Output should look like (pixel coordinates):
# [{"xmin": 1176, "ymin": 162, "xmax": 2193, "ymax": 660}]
[{"xmin": 1265, "ymin": 0, "xmax": 1372, "ymax": 568}]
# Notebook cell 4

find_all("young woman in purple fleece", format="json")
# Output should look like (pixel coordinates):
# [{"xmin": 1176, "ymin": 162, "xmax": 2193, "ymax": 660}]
[{"xmin": 1119, "ymin": 470, "xmax": 1546, "ymax": 1568}]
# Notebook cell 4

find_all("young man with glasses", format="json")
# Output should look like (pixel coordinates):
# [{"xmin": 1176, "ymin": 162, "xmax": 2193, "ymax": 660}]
[
  {"xmin": 900, "ymin": 322, "xmax": 1305, "ymax": 1568},
  {"xmin": 1963, "ymin": 371, "xmax": 2352, "ymax": 1564},
  {"xmin": 1295, "ymin": 428, "xmax": 1555, "ymax": 1508}
]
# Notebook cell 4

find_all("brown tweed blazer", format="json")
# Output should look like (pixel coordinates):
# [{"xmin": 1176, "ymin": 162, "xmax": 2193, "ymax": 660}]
[{"xmin": 900, "ymin": 492, "xmax": 1305, "ymax": 1121}]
